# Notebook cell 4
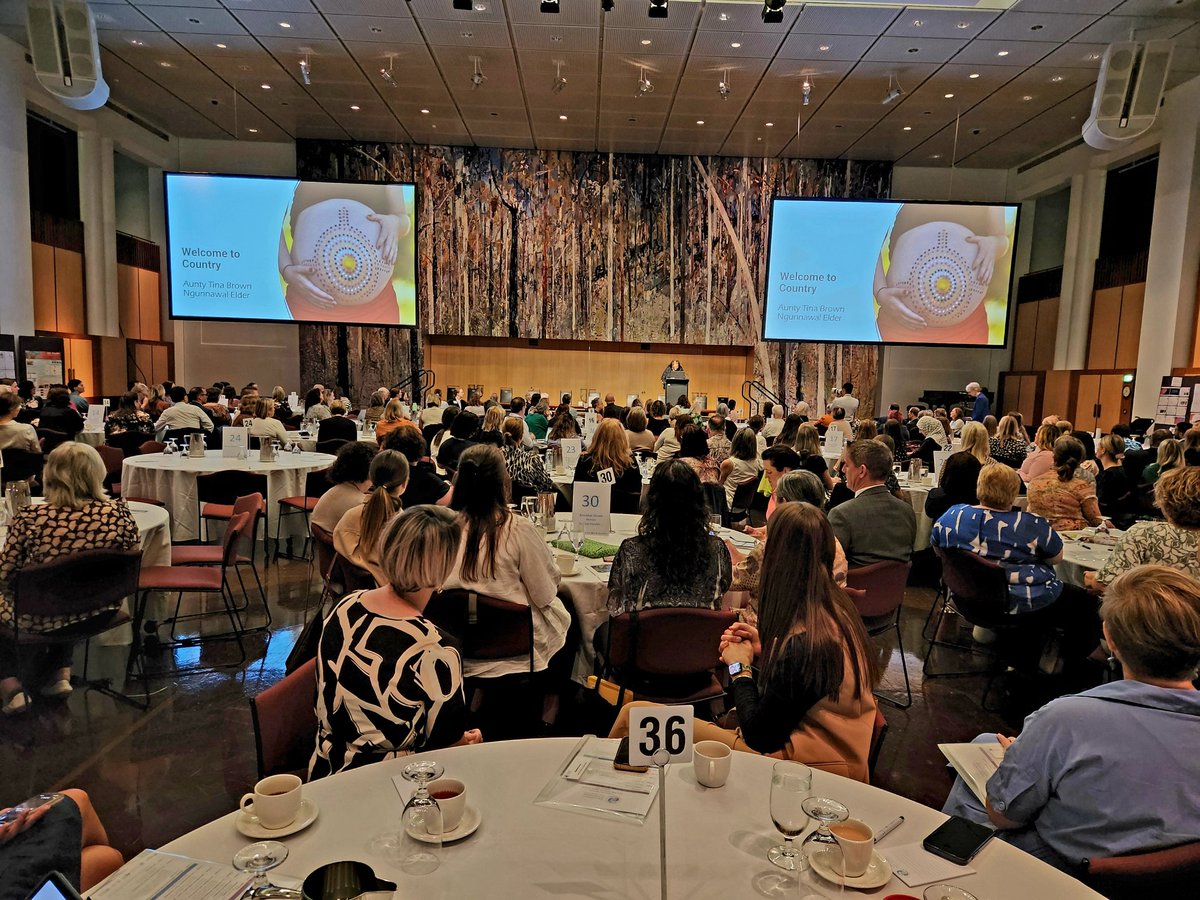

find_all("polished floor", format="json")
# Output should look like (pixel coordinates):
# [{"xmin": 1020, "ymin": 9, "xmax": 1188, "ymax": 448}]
[{"xmin": 0, "ymin": 550, "xmax": 1072, "ymax": 861}]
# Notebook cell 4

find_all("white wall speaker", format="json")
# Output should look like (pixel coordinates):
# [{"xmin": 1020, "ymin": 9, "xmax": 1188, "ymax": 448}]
[
  {"xmin": 26, "ymin": 0, "xmax": 109, "ymax": 111},
  {"xmin": 1083, "ymin": 40, "xmax": 1173, "ymax": 151}
]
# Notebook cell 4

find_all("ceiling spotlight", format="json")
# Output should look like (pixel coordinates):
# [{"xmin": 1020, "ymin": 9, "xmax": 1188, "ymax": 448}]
[
  {"xmin": 130, "ymin": 39, "xmax": 143, "ymax": 46},
  {"xmin": 380, "ymin": 55, "xmax": 398, "ymax": 87},
  {"xmin": 641, "ymin": 39, "xmax": 651, "ymax": 45},
  {"xmin": 944, "ymin": 92, "xmax": 954, "ymax": 99},
  {"xmin": 649, "ymin": 0, "xmax": 667, "ymax": 20},
  {"xmin": 552, "ymin": 61, "xmax": 567, "ymax": 93},
  {"xmin": 718, "ymin": 68, "xmax": 731, "ymax": 101},
  {"xmin": 818, "ymin": 44, "xmax": 830, "ymax": 52},
  {"xmin": 956, "ymin": 21, "xmax": 970, "ymax": 29},
  {"xmin": 765, "ymin": 121, "xmax": 774, "ymax": 127},
  {"xmin": 1050, "ymin": 74, "xmax": 1064, "ymax": 82},
  {"xmin": 903, "ymin": 125, "xmax": 912, "ymax": 131},
  {"xmin": 299, "ymin": 56, "xmax": 311, "ymax": 86},
  {"xmin": 882, "ymin": 74, "xmax": 903, "ymax": 105},
  {"xmin": 636, "ymin": 66, "xmax": 654, "ymax": 96},
  {"xmin": 260, "ymin": 83, "xmax": 271, "ymax": 90},
  {"xmin": 602, "ymin": 0, "xmax": 614, "ymax": 10},
  {"xmin": 761, "ymin": 0, "xmax": 785, "ymax": 25},
  {"xmin": 248, "ymin": 128, "xmax": 259, "ymax": 133},
  {"xmin": 420, "ymin": 108, "xmax": 430, "ymax": 114},
  {"xmin": 279, "ymin": 22, "xmax": 291, "ymax": 29},
  {"xmin": 540, "ymin": 0, "xmax": 559, "ymax": 12},
  {"xmin": 730, "ymin": 41, "xmax": 741, "ymax": 48},
  {"xmin": 349, "ymin": 104, "xmax": 360, "ymax": 110},
  {"xmin": 696, "ymin": 119, "xmax": 705, "ymax": 125},
  {"xmin": 996, "ymin": 50, "xmax": 1009, "ymax": 57},
  {"xmin": 470, "ymin": 57, "xmax": 486, "ymax": 89},
  {"xmin": 215, "ymin": 43, "xmax": 227, "ymax": 49},
  {"xmin": 969, "ymin": 72, "xmax": 980, "ymax": 79}
]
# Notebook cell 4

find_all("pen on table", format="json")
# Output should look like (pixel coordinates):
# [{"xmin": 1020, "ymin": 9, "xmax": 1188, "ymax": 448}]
[{"xmin": 875, "ymin": 816, "xmax": 904, "ymax": 843}]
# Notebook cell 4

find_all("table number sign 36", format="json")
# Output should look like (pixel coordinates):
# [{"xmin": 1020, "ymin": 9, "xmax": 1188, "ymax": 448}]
[{"xmin": 628, "ymin": 705, "xmax": 694, "ymax": 767}]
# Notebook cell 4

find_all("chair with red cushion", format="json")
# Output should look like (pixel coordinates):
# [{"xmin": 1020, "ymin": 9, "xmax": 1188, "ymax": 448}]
[
  {"xmin": 249, "ymin": 657, "xmax": 318, "ymax": 780},
  {"xmin": 275, "ymin": 467, "xmax": 331, "ymax": 560},
  {"xmin": 1084, "ymin": 841, "xmax": 1200, "ymax": 899},
  {"xmin": 138, "ymin": 440, "xmax": 166, "ymax": 455},
  {"xmin": 95, "ymin": 445, "xmax": 124, "ymax": 496},
  {"xmin": 845, "ymin": 560, "xmax": 913, "ymax": 709},
  {"xmin": 195, "ymin": 470, "xmax": 268, "ymax": 542},
  {"xmin": 134, "ymin": 512, "xmax": 251, "ymax": 672}
]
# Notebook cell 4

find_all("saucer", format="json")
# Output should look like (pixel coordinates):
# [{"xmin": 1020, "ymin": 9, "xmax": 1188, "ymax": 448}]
[
  {"xmin": 809, "ymin": 848, "xmax": 893, "ymax": 889},
  {"xmin": 235, "ymin": 798, "xmax": 319, "ymax": 839},
  {"xmin": 405, "ymin": 804, "xmax": 481, "ymax": 844}
]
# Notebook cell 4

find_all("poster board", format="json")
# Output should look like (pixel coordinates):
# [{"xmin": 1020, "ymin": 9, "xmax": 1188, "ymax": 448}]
[
  {"xmin": 17, "ymin": 335, "xmax": 65, "ymax": 390},
  {"xmin": 1156, "ymin": 375, "xmax": 1200, "ymax": 426},
  {"xmin": 0, "ymin": 335, "xmax": 16, "ymax": 380}
]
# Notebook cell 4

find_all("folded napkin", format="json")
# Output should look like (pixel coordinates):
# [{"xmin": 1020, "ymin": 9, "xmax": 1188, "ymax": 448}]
[{"xmin": 551, "ymin": 539, "xmax": 619, "ymax": 559}]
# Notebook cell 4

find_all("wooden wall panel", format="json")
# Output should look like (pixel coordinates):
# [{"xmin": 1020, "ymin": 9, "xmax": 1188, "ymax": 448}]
[
  {"xmin": 1098, "ymin": 374, "xmax": 1129, "ymax": 429},
  {"xmin": 1017, "ymin": 375, "xmax": 1039, "ymax": 424},
  {"xmin": 1087, "ymin": 287, "xmax": 1122, "ymax": 370},
  {"xmin": 1011, "ymin": 303, "xmax": 1037, "ymax": 371},
  {"xmin": 63, "ymin": 337, "xmax": 94, "ymax": 389},
  {"xmin": 1043, "ymin": 370, "xmax": 1073, "ymax": 423},
  {"xmin": 53, "ymin": 248, "xmax": 86, "ymax": 334},
  {"xmin": 96, "ymin": 336, "xmax": 128, "ymax": 397},
  {"xmin": 32, "ymin": 242, "xmax": 56, "ymax": 332},
  {"xmin": 1114, "ymin": 283, "xmax": 1144, "ymax": 369},
  {"xmin": 151, "ymin": 344, "xmax": 169, "ymax": 385},
  {"xmin": 1031, "ymin": 298, "xmax": 1059, "ymax": 371},
  {"xmin": 117, "ymin": 263, "xmax": 139, "ymax": 338},
  {"xmin": 1074, "ymin": 373, "xmax": 1103, "ymax": 431},
  {"xmin": 138, "ymin": 270, "xmax": 161, "ymax": 341}
]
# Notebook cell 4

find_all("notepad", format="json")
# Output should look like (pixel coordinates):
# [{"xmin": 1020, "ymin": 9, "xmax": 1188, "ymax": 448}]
[
  {"xmin": 87, "ymin": 849, "xmax": 250, "ymax": 900},
  {"xmin": 883, "ymin": 842, "xmax": 977, "ymax": 887},
  {"xmin": 938, "ymin": 742, "xmax": 1005, "ymax": 804}
]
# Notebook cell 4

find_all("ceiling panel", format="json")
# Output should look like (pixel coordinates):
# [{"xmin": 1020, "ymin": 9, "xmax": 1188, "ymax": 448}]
[
  {"xmin": 790, "ymin": 4, "xmax": 899, "ymax": 37},
  {"xmin": 979, "ymin": 11, "xmax": 1103, "ymax": 43},
  {"xmin": 510, "ymin": 24, "xmax": 599, "ymax": 52},
  {"xmin": 776, "ymin": 33, "xmax": 877, "ymax": 62},
  {"xmin": 231, "ymin": 10, "xmax": 335, "ymax": 41},
  {"xmin": 326, "ymin": 15, "xmax": 424, "ymax": 44},
  {"xmin": 885, "ymin": 8, "xmax": 1001, "ymax": 40},
  {"xmin": 951, "ymin": 39, "xmax": 1055, "ymax": 67},
  {"xmin": 697, "ymin": 1, "xmax": 800, "ymax": 34},
  {"xmin": 863, "ymin": 36, "xmax": 971, "ymax": 64},
  {"xmin": 137, "ymin": 6, "xmax": 244, "ymax": 35}
]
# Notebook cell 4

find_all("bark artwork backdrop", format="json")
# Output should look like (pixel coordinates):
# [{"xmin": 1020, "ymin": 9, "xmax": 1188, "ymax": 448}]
[{"xmin": 296, "ymin": 141, "xmax": 891, "ymax": 415}]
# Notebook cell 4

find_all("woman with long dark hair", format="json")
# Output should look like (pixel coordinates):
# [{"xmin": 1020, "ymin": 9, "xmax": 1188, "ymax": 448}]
[
  {"xmin": 676, "ymin": 423, "xmax": 721, "ymax": 484},
  {"xmin": 606, "ymin": 460, "xmax": 730, "ymax": 614},
  {"xmin": 611, "ymin": 501, "xmax": 878, "ymax": 781},
  {"xmin": 547, "ymin": 405, "xmax": 580, "ymax": 441}
]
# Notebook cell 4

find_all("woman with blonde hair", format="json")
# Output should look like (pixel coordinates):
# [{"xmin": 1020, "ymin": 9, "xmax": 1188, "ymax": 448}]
[
  {"xmin": 333, "ymin": 450, "xmax": 408, "ymax": 586},
  {"xmin": 989, "ymin": 415, "xmax": 1028, "ymax": 468},
  {"xmin": 480, "ymin": 404, "xmax": 506, "ymax": 436},
  {"xmin": 958, "ymin": 421, "xmax": 995, "ymax": 468},
  {"xmin": 1143, "ymin": 432, "xmax": 1181, "ymax": 486},
  {"xmin": 246, "ymin": 397, "xmax": 289, "ymax": 445},
  {"xmin": 575, "ymin": 418, "xmax": 643, "ymax": 507},
  {"xmin": 373, "ymin": 399, "xmax": 410, "ymax": 443},
  {"xmin": 1020, "ymin": 423, "xmax": 1060, "ymax": 483},
  {"xmin": 1096, "ymin": 433, "xmax": 1137, "ymax": 526},
  {"xmin": 0, "ymin": 443, "xmax": 138, "ymax": 714}
]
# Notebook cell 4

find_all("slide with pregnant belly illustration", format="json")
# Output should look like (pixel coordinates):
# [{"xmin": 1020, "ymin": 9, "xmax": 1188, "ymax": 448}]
[{"xmin": 763, "ymin": 200, "xmax": 1017, "ymax": 347}]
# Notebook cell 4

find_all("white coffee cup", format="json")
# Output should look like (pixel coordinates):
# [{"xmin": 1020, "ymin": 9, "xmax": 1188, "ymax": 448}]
[
  {"xmin": 555, "ymin": 550, "xmax": 576, "ymax": 576},
  {"xmin": 829, "ymin": 817, "xmax": 875, "ymax": 877},
  {"xmin": 427, "ymin": 778, "xmax": 466, "ymax": 832},
  {"xmin": 692, "ymin": 740, "xmax": 732, "ymax": 788},
  {"xmin": 239, "ymin": 773, "xmax": 302, "ymax": 830}
]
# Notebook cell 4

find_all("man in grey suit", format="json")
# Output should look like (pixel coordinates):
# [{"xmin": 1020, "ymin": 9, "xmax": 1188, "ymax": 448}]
[{"xmin": 828, "ymin": 439, "xmax": 917, "ymax": 568}]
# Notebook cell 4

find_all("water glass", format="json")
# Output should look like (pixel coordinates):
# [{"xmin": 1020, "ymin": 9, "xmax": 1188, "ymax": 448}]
[
  {"xmin": 569, "ymin": 525, "xmax": 586, "ymax": 561},
  {"xmin": 768, "ymin": 761, "xmax": 813, "ymax": 871}
]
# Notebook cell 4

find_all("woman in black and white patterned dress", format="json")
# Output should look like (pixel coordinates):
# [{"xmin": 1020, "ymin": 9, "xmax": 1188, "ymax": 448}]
[{"xmin": 310, "ymin": 505, "xmax": 482, "ymax": 779}]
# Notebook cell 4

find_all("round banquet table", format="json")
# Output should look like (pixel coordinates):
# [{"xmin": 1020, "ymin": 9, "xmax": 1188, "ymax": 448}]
[
  {"xmin": 157, "ymin": 738, "xmax": 1102, "ymax": 900},
  {"xmin": 549, "ymin": 469, "xmax": 650, "ymax": 507},
  {"xmin": 76, "ymin": 428, "xmax": 105, "ymax": 446},
  {"xmin": 1055, "ymin": 534, "xmax": 1117, "ymax": 588},
  {"xmin": 284, "ymin": 429, "xmax": 378, "ymax": 452},
  {"xmin": 120, "ymin": 449, "xmax": 336, "ymax": 542}
]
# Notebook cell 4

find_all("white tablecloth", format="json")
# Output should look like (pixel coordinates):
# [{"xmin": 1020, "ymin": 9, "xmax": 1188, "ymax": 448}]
[
  {"xmin": 76, "ymin": 428, "xmax": 105, "ymax": 446},
  {"xmin": 155, "ymin": 738, "xmax": 1101, "ymax": 900},
  {"xmin": 549, "ymin": 470, "xmax": 650, "ymax": 507},
  {"xmin": 120, "ymin": 450, "xmax": 335, "ymax": 542},
  {"xmin": 1056, "ymin": 538, "xmax": 1116, "ymax": 587},
  {"xmin": 284, "ymin": 430, "xmax": 377, "ymax": 452}
]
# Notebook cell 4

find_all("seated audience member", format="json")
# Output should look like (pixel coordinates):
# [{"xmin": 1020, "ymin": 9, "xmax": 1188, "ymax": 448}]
[
  {"xmin": 826, "ymin": 407, "xmax": 854, "ymax": 442},
  {"xmin": 933, "ymin": 465, "xmax": 1099, "ymax": 659},
  {"xmin": 524, "ymin": 398, "xmax": 550, "ymax": 441},
  {"xmin": 311, "ymin": 506, "xmax": 481, "ymax": 779},
  {"xmin": 793, "ymin": 424, "xmax": 835, "ymax": 492},
  {"xmin": 729, "ymin": 471, "xmax": 848, "ymax": 614},
  {"xmin": 0, "ymin": 787, "xmax": 124, "ymax": 898},
  {"xmin": 653, "ymin": 414, "xmax": 692, "ymax": 465},
  {"xmin": 948, "ymin": 405, "xmax": 966, "ymax": 435},
  {"xmin": 606, "ymin": 460, "xmax": 731, "ymax": 615},
  {"xmin": 500, "ymin": 416, "xmax": 554, "ymax": 498},
  {"xmin": 828, "ymin": 439, "xmax": 917, "ymax": 568},
  {"xmin": 1184, "ymin": 428, "xmax": 1200, "ymax": 467},
  {"xmin": 924, "ymin": 451, "xmax": 982, "ymax": 523},
  {"xmin": 318, "ymin": 401, "xmax": 360, "ymax": 445},
  {"xmin": 303, "ymin": 387, "xmax": 332, "ymax": 421},
  {"xmin": 717, "ymin": 402, "xmax": 738, "ymax": 439},
  {"xmin": 776, "ymin": 413, "xmax": 804, "ymax": 449},
  {"xmin": 385, "ymin": 424, "xmax": 451, "ymax": 508},
  {"xmin": 676, "ymin": 424, "xmax": 721, "ymax": 485},
  {"xmin": 989, "ymin": 415, "xmax": 1029, "ymax": 468},
  {"xmin": 311, "ymin": 442, "xmax": 376, "ymax": 534},
  {"xmin": 1144, "ymin": 431, "xmax": 1181, "ymax": 486},
  {"xmin": 883, "ymin": 418, "xmax": 909, "ymax": 455},
  {"xmin": 443, "ymin": 446, "xmax": 571, "ymax": 708},
  {"xmin": 1020, "ymin": 424, "xmax": 1060, "ymax": 483},
  {"xmin": 547, "ymin": 405, "xmax": 580, "ymax": 441},
  {"xmin": 246, "ymin": 398, "xmax": 289, "ymax": 445},
  {"xmin": 753, "ymin": 445, "xmax": 802, "ymax": 532},
  {"xmin": 478, "ymin": 404, "xmax": 506, "ymax": 439},
  {"xmin": 958, "ymin": 421, "xmax": 996, "ymax": 468},
  {"xmin": 612, "ymin": 502, "xmax": 878, "ymax": 781},
  {"xmin": 746, "ymin": 415, "xmax": 767, "ymax": 456},
  {"xmin": 362, "ymin": 392, "xmax": 386, "ymax": 427},
  {"xmin": 333, "ymin": 450, "xmax": 408, "ymax": 586},
  {"xmin": 707, "ymin": 415, "xmax": 732, "ymax": 462},
  {"xmin": 436, "ymin": 410, "xmax": 479, "ymax": 476},
  {"xmin": 66, "ymin": 379, "xmax": 88, "ymax": 415},
  {"xmin": 982, "ymin": 414, "xmax": 998, "ymax": 437},
  {"xmin": 0, "ymin": 444, "xmax": 139, "ymax": 714},
  {"xmin": 1026, "ymin": 436, "xmax": 1103, "ymax": 532},
  {"xmin": 762, "ymin": 404, "xmax": 785, "ymax": 441},
  {"xmin": 1070, "ymin": 430, "xmax": 1099, "ymax": 482},
  {"xmin": 426, "ymin": 405, "xmax": 457, "ymax": 452},
  {"xmin": 419, "ymin": 399, "xmax": 444, "ymax": 430},
  {"xmin": 463, "ymin": 391, "xmax": 486, "ymax": 417},
  {"xmin": 271, "ymin": 386, "xmax": 293, "ymax": 420},
  {"xmin": 719, "ymin": 428, "xmax": 761, "ymax": 507},
  {"xmin": 942, "ymin": 564, "xmax": 1200, "ymax": 874},
  {"xmin": 103, "ymin": 391, "xmax": 154, "ymax": 439},
  {"xmin": 574, "ymin": 418, "xmax": 643, "ymax": 501},
  {"xmin": 853, "ymin": 421, "xmax": 877, "ymax": 442},
  {"xmin": 15, "ymin": 380, "xmax": 42, "ymax": 424},
  {"xmin": 646, "ymin": 400, "xmax": 670, "ymax": 437},
  {"xmin": 601, "ymin": 402, "xmax": 622, "ymax": 420},
  {"xmin": 625, "ymin": 407, "xmax": 656, "ymax": 453},
  {"xmin": 1096, "ymin": 434, "xmax": 1138, "ymax": 527},
  {"xmin": 201, "ymin": 388, "xmax": 232, "ymax": 427},
  {"xmin": 912, "ymin": 415, "xmax": 950, "ymax": 468},
  {"xmin": 154, "ymin": 385, "xmax": 213, "ymax": 439},
  {"xmin": 36, "ymin": 386, "xmax": 85, "ymax": 439},
  {"xmin": 0, "ymin": 393, "xmax": 40, "ymax": 452},
  {"xmin": 1087, "ymin": 467, "xmax": 1200, "ymax": 590}
]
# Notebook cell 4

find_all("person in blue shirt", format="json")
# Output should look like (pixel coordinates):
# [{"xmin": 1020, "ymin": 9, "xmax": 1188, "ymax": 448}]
[
  {"xmin": 942, "ymin": 563, "xmax": 1200, "ymax": 876},
  {"xmin": 966, "ymin": 381, "xmax": 990, "ymax": 422}
]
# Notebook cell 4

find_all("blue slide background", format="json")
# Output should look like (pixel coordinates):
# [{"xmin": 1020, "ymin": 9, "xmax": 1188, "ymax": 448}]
[
  {"xmin": 764, "ymin": 200, "xmax": 901, "ymax": 342},
  {"xmin": 166, "ymin": 174, "xmax": 298, "ymax": 320}
]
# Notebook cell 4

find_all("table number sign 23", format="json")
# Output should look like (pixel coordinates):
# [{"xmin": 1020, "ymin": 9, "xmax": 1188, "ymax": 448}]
[{"xmin": 628, "ymin": 705, "xmax": 694, "ymax": 767}]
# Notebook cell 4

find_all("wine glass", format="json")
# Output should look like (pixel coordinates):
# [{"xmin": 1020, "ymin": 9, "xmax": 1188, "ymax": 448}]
[
  {"xmin": 800, "ymin": 796, "xmax": 850, "ymax": 867},
  {"xmin": 924, "ymin": 887, "xmax": 978, "ymax": 900},
  {"xmin": 399, "ymin": 760, "xmax": 444, "ymax": 875},
  {"xmin": 232, "ymin": 841, "xmax": 288, "ymax": 898},
  {"xmin": 708, "ymin": 513, "xmax": 723, "ymax": 535},
  {"xmin": 569, "ymin": 524, "xmax": 586, "ymax": 562},
  {"xmin": 767, "ymin": 761, "xmax": 812, "ymax": 871}
]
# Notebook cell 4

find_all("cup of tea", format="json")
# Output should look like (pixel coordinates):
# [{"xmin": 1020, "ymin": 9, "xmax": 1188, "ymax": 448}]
[
  {"xmin": 555, "ymin": 550, "xmax": 576, "ymax": 576},
  {"xmin": 239, "ymin": 773, "xmax": 302, "ymax": 829},
  {"xmin": 829, "ymin": 817, "xmax": 875, "ymax": 877},
  {"xmin": 692, "ymin": 741, "xmax": 732, "ymax": 788},
  {"xmin": 426, "ymin": 778, "xmax": 466, "ymax": 832}
]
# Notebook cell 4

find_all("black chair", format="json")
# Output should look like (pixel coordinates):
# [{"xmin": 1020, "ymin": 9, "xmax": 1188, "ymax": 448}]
[
  {"xmin": 316, "ymin": 438, "xmax": 349, "ymax": 456},
  {"xmin": 846, "ymin": 561, "xmax": 912, "ymax": 709},
  {"xmin": 0, "ymin": 448, "xmax": 44, "ymax": 483},
  {"xmin": 728, "ymin": 479, "xmax": 759, "ymax": 524},
  {"xmin": 4, "ymin": 549, "xmax": 146, "ymax": 708},
  {"xmin": 195, "ymin": 470, "xmax": 269, "ymax": 542},
  {"xmin": 36, "ymin": 428, "xmax": 72, "ymax": 453},
  {"xmin": 702, "ymin": 483, "xmax": 730, "ymax": 527},
  {"xmin": 106, "ymin": 431, "xmax": 153, "ymax": 457},
  {"xmin": 163, "ymin": 427, "xmax": 206, "ymax": 445}
]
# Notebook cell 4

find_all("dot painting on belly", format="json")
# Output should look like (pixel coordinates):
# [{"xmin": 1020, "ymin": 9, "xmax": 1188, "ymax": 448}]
[
  {"xmin": 887, "ymin": 221, "xmax": 987, "ymax": 326},
  {"xmin": 291, "ymin": 198, "xmax": 392, "ymax": 306}
]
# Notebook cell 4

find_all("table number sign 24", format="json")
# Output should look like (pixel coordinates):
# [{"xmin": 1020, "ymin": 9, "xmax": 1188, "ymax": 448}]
[{"xmin": 627, "ymin": 705, "xmax": 694, "ymax": 767}]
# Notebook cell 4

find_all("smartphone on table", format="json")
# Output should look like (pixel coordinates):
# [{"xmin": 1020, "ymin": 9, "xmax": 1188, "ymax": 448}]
[
  {"xmin": 922, "ymin": 815, "xmax": 996, "ymax": 865},
  {"xmin": 612, "ymin": 736, "xmax": 650, "ymax": 773}
]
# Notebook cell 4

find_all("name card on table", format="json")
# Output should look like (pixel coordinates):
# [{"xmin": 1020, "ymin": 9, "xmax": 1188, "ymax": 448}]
[
  {"xmin": 932, "ymin": 450, "xmax": 954, "ymax": 485},
  {"xmin": 573, "ymin": 482, "xmax": 611, "ymax": 535},
  {"xmin": 560, "ymin": 437, "xmax": 582, "ymax": 473},
  {"xmin": 223, "ymin": 427, "xmax": 249, "ymax": 458},
  {"xmin": 86, "ymin": 405, "xmax": 105, "ymax": 430},
  {"xmin": 628, "ymin": 705, "xmax": 694, "ymax": 766},
  {"xmin": 596, "ymin": 467, "xmax": 616, "ymax": 485},
  {"xmin": 824, "ymin": 427, "xmax": 845, "ymax": 457}
]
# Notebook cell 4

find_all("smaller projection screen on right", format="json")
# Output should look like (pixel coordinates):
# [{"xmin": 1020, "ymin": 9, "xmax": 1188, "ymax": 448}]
[{"xmin": 762, "ymin": 199, "xmax": 1020, "ymax": 347}]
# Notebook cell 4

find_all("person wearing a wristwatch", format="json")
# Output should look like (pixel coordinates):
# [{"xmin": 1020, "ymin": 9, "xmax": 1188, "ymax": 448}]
[{"xmin": 610, "ymin": 502, "xmax": 880, "ymax": 783}]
